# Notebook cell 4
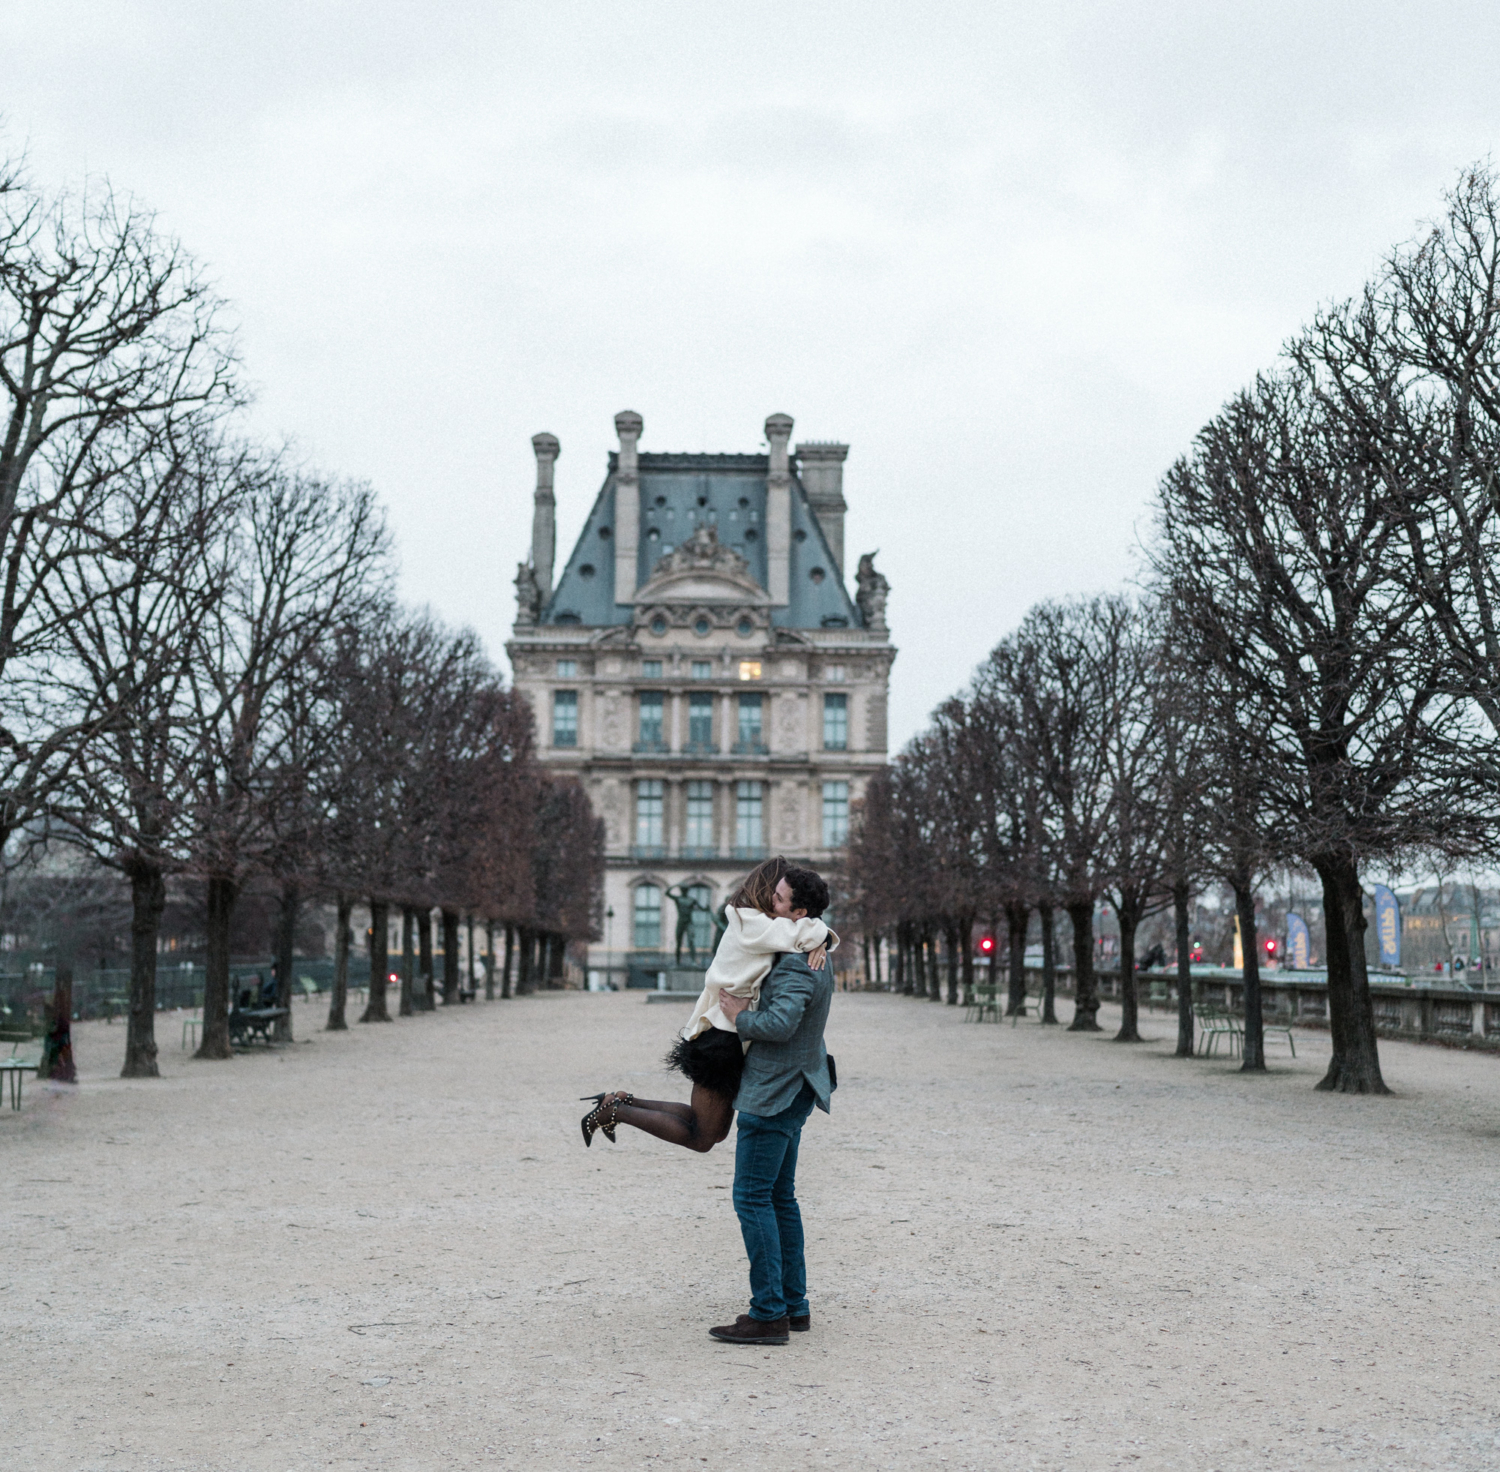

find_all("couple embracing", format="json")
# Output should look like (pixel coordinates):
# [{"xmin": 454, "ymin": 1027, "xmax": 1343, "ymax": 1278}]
[{"xmin": 581, "ymin": 856, "xmax": 837, "ymax": 1346}]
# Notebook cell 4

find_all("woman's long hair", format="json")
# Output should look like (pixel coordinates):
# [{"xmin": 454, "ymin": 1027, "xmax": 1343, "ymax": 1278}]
[{"xmin": 729, "ymin": 856, "xmax": 788, "ymax": 916}]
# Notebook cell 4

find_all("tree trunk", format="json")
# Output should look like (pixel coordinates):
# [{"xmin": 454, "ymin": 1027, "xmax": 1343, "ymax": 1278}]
[
  {"xmin": 466, "ymin": 913, "xmax": 476, "ymax": 999},
  {"xmin": 1005, "ymin": 902, "xmax": 1028, "ymax": 1015},
  {"xmin": 1114, "ymin": 900, "xmax": 1141, "ymax": 1042},
  {"xmin": 516, "ymin": 925, "xmax": 533, "ymax": 995},
  {"xmin": 1040, "ymin": 902, "xmax": 1058, "ymax": 1024},
  {"xmin": 1313, "ymin": 860, "xmax": 1387, "ymax": 1093},
  {"xmin": 484, "ymin": 919, "xmax": 496, "ymax": 1000},
  {"xmin": 399, "ymin": 906, "xmax": 416, "ymax": 1017},
  {"xmin": 443, "ymin": 909, "xmax": 461, "ymax": 1003},
  {"xmin": 41, "ymin": 953, "xmax": 78, "ymax": 1083},
  {"xmin": 272, "ymin": 880, "xmax": 298, "ymax": 1042},
  {"xmin": 1173, "ymin": 881, "xmax": 1194, "ymax": 1058},
  {"xmin": 122, "ymin": 860, "xmax": 165, "ymax": 1078},
  {"xmin": 195, "ymin": 875, "xmax": 237, "ymax": 1058},
  {"xmin": 959, "ymin": 915, "xmax": 974, "ymax": 1005},
  {"xmin": 1233, "ymin": 879, "xmax": 1266, "ymax": 1072},
  {"xmin": 925, "ymin": 927, "xmax": 941, "ymax": 1001},
  {"xmin": 418, "ymin": 908, "xmax": 436, "ymax": 1009},
  {"xmin": 361, "ymin": 898, "xmax": 393, "ymax": 1022},
  {"xmin": 501, "ymin": 922, "xmax": 515, "ymax": 999},
  {"xmin": 893, "ymin": 923, "xmax": 907, "ymax": 994},
  {"xmin": 327, "ymin": 894, "xmax": 352, "ymax": 1030},
  {"xmin": 1066, "ymin": 900, "xmax": 1101, "ymax": 1031},
  {"xmin": 943, "ymin": 920, "xmax": 960, "ymax": 1005},
  {"xmin": 862, "ymin": 933, "xmax": 872, "ymax": 990}
]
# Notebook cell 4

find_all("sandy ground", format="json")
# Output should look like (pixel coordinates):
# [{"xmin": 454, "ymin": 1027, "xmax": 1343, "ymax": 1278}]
[{"xmin": 5, "ymin": 988, "xmax": 1500, "ymax": 1472}]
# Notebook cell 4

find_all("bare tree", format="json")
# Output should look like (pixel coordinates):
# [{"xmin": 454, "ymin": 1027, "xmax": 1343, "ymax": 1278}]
[
  {"xmin": 43, "ymin": 427, "xmax": 246, "ymax": 1075},
  {"xmin": 181, "ymin": 463, "xmax": 389, "ymax": 1059}
]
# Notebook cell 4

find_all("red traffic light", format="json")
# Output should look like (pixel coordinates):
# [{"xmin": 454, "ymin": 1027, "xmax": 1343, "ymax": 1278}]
[
  {"xmin": 977, "ymin": 935, "xmax": 995, "ymax": 954},
  {"xmin": 1263, "ymin": 939, "xmax": 1277, "ymax": 956}
]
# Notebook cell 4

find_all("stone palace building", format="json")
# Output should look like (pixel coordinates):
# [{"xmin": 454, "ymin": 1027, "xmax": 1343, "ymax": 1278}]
[{"xmin": 506, "ymin": 410, "xmax": 895, "ymax": 988}]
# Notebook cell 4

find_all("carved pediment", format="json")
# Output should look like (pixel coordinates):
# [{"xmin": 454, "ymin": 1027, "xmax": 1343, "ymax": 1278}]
[{"xmin": 635, "ymin": 525, "xmax": 770, "ymax": 605}]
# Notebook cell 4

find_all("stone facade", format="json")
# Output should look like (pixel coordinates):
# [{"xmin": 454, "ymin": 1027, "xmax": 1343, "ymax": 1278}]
[{"xmin": 506, "ymin": 411, "xmax": 895, "ymax": 987}]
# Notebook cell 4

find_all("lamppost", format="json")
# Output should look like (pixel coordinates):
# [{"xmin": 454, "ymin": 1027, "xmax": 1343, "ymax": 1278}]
[{"xmin": 604, "ymin": 907, "xmax": 615, "ymax": 991}]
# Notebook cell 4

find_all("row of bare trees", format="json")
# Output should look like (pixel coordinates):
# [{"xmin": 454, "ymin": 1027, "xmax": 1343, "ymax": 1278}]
[
  {"xmin": 848, "ymin": 164, "xmax": 1500, "ymax": 1096},
  {"xmin": 0, "ymin": 157, "xmax": 604, "ymax": 1080}
]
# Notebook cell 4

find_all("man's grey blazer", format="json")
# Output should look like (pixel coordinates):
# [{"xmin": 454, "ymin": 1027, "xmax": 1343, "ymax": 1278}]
[{"xmin": 734, "ymin": 951, "xmax": 834, "ymax": 1117}]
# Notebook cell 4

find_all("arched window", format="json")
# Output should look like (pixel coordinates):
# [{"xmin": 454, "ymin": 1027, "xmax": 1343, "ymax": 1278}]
[{"xmin": 633, "ymin": 883, "xmax": 662, "ymax": 950}]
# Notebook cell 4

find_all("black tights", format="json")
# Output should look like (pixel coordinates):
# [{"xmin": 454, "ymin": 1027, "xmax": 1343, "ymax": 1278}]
[{"xmin": 605, "ymin": 1084, "xmax": 733, "ymax": 1153}]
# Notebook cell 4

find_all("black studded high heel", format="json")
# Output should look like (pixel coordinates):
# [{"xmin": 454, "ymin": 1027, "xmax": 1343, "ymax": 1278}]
[
  {"xmin": 581, "ymin": 1098, "xmax": 611, "ymax": 1147},
  {"xmin": 580, "ymin": 1092, "xmax": 605, "ymax": 1104}
]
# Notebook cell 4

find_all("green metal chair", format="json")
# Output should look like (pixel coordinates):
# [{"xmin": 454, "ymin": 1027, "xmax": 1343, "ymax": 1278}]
[{"xmin": 1194, "ymin": 1004, "xmax": 1242, "ymax": 1057}]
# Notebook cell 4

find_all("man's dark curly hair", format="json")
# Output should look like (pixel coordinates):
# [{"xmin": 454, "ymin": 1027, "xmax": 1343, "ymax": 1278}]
[{"xmin": 785, "ymin": 865, "xmax": 830, "ymax": 919}]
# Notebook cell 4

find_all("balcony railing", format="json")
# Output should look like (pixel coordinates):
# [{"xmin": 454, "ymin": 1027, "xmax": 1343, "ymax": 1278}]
[
  {"xmin": 731, "ymin": 740, "xmax": 769, "ymax": 755},
  {"xmin": 632, "ymin": 739, "xmax": 669, "ymax": 754},
  {"xmin": 682, "ymin": 741, "xmax": 719, "ymax": 755},
  {"xmin": 733, "ymin": 845, "xmax": 767, "ymax": 860},
  {"xmin": 631, "ymin": 844, "xmax": 667, "ymax": 860},
  {"xmin": 680, "ymin": 845, "xmax": 720, "ymax": 860}
]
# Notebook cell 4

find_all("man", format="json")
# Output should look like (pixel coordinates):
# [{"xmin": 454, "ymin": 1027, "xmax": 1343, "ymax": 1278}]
[{"xmin": 712, "ymin": 865, "xmax": 835, "ymax": 1345}]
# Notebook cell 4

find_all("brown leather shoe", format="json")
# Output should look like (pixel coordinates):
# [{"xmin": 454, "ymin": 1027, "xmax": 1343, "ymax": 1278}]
[
  {"xmin": 708, "ymin": 1314, "xmax": 790, "ymax": 1345},
  {"xmin": 789, "ymin": 1314, "xmax": 810, "ymax": 1332}
]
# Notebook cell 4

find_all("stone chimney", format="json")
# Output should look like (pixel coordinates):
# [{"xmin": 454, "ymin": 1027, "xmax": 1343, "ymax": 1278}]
[
  {"xmin": 764, "ymin": 412, "xmax": 794, "ymax": 606},
  {"xmin": 613, "ymin": 410, "xmax": 643, "ymax": 605},
  {"xmin": 795, "ymin": 441, "xmax": 849, "ymax": 574},
  {"xmin": 530, "ymin": 432, "xmax": 560, "ymax": 599}
]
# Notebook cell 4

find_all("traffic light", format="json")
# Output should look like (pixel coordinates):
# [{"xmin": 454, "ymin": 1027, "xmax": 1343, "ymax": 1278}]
[
  {"xmin": 1264, "ymin": 938, "xmax": 1277, "ymax": 958},
  {"xmin": 977, "ymin": 935, "xmax": 995, "ymax": 956}
]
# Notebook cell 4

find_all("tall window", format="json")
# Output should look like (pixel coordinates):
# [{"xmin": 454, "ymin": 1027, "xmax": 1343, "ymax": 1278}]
[
  {"xmin": 691, "ymin": 660, "xmax": 712, "ymax": 679},
  {"xmin": 642, "ymin": 659, "xmax": 663, "ymax": 678},
  {"xmin": 557, "ymin": 658, "xmax": 577, "ymax": 677},
  {"xmin": 823, "ymin": 692, "xmax": 848, "ymax": 750},
  {"xmin": 638, "ymin": 691, "xmax": 664, "ymax": 747},
  {"xmin": 685, "ymin": 781, "xmax": 715, "ymax": 850},
  {"xmin": 736, "ymin": 780, "xmax": 764, "ymax": 852},
  {"xmin": 686, "ymin": 883, "xmax": 714, "ymax": 954},
  {"xmin": 553, "ymin": 690, "xmax": 578, "ymax": 747},
  {"xmin": 688, "ymin": 692, "xmax": 713, "ymax": 747},
  {"xmin": 738, "ymin": 660, "xmax": 761, "ymax": 681},
  {"xmin": 633, "ymin": 883, "xmax": 662, "ymax": 949},
  {"xmin": 737, "ymin": 693, "xmax": 763, "ymax": 748},
  {"xmin": 822, "ymin": 780, "xmax": 850, "ymax": 847},
  {"xmin": 636, "ymin": 780, "xmax": 664, "ymax": 849}
]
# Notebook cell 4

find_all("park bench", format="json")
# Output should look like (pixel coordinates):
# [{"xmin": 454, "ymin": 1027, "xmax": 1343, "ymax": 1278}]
[
  {"xmin": 228, "ymin": 1007, "xmax": 288, "ymax": 1046},
  {"xmin": 1, "ymin": 1039, "xmax": 42, "ymax": 1110},
  {"xmin": 295, "ymin": 976, "xmax": 321, "ymax": 1003}
]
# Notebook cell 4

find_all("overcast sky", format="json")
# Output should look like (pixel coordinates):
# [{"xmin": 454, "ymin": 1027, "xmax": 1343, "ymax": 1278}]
[{"xmin": 7, "ymin": 1, "xmax": 1500, "ymax": 749}]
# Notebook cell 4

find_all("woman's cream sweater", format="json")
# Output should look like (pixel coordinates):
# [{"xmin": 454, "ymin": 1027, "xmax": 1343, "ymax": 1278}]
[{"xmin": 680, "ymin": 907, "xmax": 837, "ymax": 1044}]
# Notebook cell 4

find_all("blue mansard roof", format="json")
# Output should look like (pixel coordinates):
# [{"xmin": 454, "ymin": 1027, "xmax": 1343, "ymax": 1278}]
[{"xmin": 541, "ymin": 452, "xmax": 863, "ymax": 630}]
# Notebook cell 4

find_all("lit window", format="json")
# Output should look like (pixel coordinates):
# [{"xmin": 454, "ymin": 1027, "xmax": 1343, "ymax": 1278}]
[
  {"xmin": 557, "ymin": 659, "xmax": 577, "ymax": 677},
  {"xmin": 638, "ymin": 692, "xmax": 664, "ymax": 747},
  {"xmin": 823, "ymin": 693, "xmax": 848, "ymax": 751},
  {"xmin": 691, "ymin": 661, "xmax": 712, "ymax": 679},
  {"xmin": 736, "ymin": 781, "xmax": 764, "ymax": 851},
  {"xmin": 825, "ymin": 664, "xmax": 845, "ymax": 682},
  {"xmin": 688, "ymin": 693, "xmax": 713, "ymax": 747},
  {"xmin": 822, "ymin": 781, "xmax": 850, "ymax": 847},
  {"xmin": 686, "ymin": 781, "xmax": 714, "ymax": 849},
  {"xmin": 636, "ymin": 780, "xmax": 664, "ymax": 848},
  {"xmin": 737, "ymin": 693, "xmax": 763, "ymax": 748},
  {"xmin": 738, "ymin": 660, "xmax": 761, "ymax": 681},
  {"xmin": 633, "ymin": 883, "xmax": 662, "ymax": 949},
  {"xmin": 553, "ymin": 691, "xmax": 578, "ymax": 747},
  {"xmin": 642, "ymin": 659, "xmax": 663, "ymax": 678}
]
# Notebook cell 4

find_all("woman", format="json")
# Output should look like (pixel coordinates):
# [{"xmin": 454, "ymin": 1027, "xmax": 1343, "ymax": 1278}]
[{"xmin": 581, "ymin": 856, "xmax": 830, "ymax": 1151}]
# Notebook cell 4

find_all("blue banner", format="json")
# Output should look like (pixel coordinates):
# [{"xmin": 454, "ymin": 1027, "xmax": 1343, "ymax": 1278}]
[
  {"xmin": 1285, "ymin": 912, "xmax": 1310, "ymax": 969},
  {"xmin": 1372, "ymin": 884, "xmax": 1401, "ymax": 968}
]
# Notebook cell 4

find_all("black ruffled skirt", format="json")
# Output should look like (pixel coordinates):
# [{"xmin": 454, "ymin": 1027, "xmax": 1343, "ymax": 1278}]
[{"xmin": 665, "ymin": 1027, "xmax": 745, "ymax": 1102}]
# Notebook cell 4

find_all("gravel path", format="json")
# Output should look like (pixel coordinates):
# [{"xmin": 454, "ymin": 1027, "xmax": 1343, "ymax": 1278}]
[{"xmin": 6, "ymin": 987, "xmax": 1500, "ymax": 1470}]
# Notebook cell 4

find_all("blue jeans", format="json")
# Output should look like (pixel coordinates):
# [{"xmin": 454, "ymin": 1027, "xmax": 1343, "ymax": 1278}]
[{"xmin": 733, "ymin": 1082, "xmax": 816, "ymax": 1322}]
